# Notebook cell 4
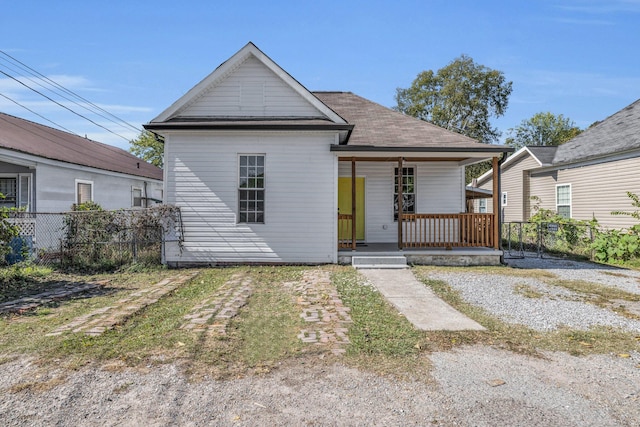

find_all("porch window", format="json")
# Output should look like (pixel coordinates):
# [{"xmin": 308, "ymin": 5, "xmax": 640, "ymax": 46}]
[
  {"xmin": 556, "ymin": 184, "xmax": 571, "ymax": 219},
  {"xmin": 76, "ymin": 180, "xmax": 93, "ymax": 204},
  {"xmin": 238, "ymin": 154, "xmax": 265, "ymax": 223},
  {"xmin": 394, "ymin": 167, "xmax": 415, "ymax": 221},
  {"xmin": 0, "ymin": 178, "xmax": 17, "ymax": 209}
]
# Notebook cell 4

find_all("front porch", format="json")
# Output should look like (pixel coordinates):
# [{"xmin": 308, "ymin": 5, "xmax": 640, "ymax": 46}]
[{"xmin": 338, "ymin": 243, "xmax": 502, "ymax": 266}]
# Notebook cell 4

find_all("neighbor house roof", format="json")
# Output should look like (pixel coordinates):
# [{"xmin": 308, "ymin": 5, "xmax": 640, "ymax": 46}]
[
  {"xmin": 526, "ymin": 146, "xmax": 558, "ymax": 165},
  {"xmin": 0, "ymin": 112, "xmax": 163, "ymax": 181},
  {"xmin": 474, "ymin": 145, "xmax": 557, "ymax": 185},
  {"xmin": 314, "ymin": 91, "xmax": 511, "ymax": 153},
  {"xmin": 553, "ymin": 98, "xmax": 640, "ymax": 165}
]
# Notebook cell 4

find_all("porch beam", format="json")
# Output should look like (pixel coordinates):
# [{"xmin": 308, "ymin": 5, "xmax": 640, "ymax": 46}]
[
  {"xmin": 338, "ymin": 156, "xmax": 465, "ymax": 162},
  {"xmin": 397, "ymin": 157, "xmax": 403, "ymax": 250},
  {"xmin": 351, "ymin": 157, "xmax": 356, "ymax": 250},
  {"xmin": 492, "ymin": 156, "xmax": 499, "ymax": 249}
]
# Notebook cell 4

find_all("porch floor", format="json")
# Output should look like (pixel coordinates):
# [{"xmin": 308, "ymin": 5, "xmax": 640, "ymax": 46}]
[{"xmin": 338, "ymin": 243, "xmax": 502, "ymax": 266}]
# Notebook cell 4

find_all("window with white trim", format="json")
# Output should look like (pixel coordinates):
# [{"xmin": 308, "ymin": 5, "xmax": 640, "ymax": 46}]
[
  {"xmin": 0, "ymin": 174, "xmax": 32, "ymax": 210},
  {"xmin": 76, "ymin": 180, "xmax": 93, "ymax": 204},
  {"xmin": 238, "ymin": 155, "xmax": 265, "ymax": 223},
  {"xmin": 478, "ymin": 198, "xmax": 487, "ymax": 213},
  {"xmin": 556, "ymin": 184, "xmax": 571, "ymax": 219},
  {"xmin": 394, "ymin": 167, "xmax": 415, "ymax": 221},
  {"xmin": 502, "ymin": 192, "xmax": 508, "ymax": 206},
  {"xmin": 132, "ymin": 187, "xmax": 143, "ymax": 208}
]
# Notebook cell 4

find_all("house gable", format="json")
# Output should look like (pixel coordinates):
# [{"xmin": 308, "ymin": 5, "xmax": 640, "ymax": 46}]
[{"xmin": 151, "ymin": 42, "xmax": 346, "ymax": 124}]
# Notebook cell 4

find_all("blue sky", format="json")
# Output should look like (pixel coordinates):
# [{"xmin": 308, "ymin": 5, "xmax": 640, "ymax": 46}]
[{"xmin": 1, "ymin": 0, "xmax": 639, "ymax": 150}]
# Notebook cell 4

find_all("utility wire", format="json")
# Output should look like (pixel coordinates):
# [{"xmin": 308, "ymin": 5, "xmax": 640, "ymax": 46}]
[
  {"xmin": 0, "ymin": 92, "xmax": 79, "ymax": 135},
  {"xmin": 0, "ymin": 50, "xmax": 142, "ymax": 134},
  {"xmin": 0, "ymin": 69, "xmax": 130, "ymax": 142},
  {"xmin": 0, "ymin": 58, "xmax": 140, "ymax": 136}
]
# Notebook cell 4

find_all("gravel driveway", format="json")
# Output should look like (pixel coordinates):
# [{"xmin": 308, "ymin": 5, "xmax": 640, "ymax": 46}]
[{"xmin": 1, "ymin": 257, "xmax": 639, "ymax": 426}]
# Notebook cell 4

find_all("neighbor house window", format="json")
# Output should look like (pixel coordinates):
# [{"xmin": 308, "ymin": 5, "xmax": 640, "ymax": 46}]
[
  {"xmin": 238, "ymin": 155, "xmax": 265, "ymax": 223},
  {"xmin": 0, "ymin": 178, "xmax": 17, "ymax": 209},
  {"xmin": 132, "ymin": 187, "xmax": 143, "ymax": 208},
  {"xmin": 478, "ymin": 198, "xmax": 487, "ymax": 213},
  {"xmin": 556, "ymin": 184, "xmax": 571, "ymax": 219},
  {"xmin": 76, "ymin": 180, "xmax": 93, "ymax": 204},
  {"xmin": 0, "ymin": 174, "xmax": 32, "ymax": 210},
  {"xmin": 502, "ymin": 192, "xmax": 508, "ymax": 207},
  {"xmin": 394, "ymin": 167, "xmax": 415, "ymax": 221}
]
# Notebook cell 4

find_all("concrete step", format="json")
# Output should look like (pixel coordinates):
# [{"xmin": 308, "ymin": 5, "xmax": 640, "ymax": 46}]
[{"xmin": 352, "ymin": 256, "xmax": 408, "ymax": 269}]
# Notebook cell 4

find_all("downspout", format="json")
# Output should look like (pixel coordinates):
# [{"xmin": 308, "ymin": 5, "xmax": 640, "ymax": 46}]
[{"xmin": 497, "ymin": 152, "xmax": 508, "ymax": 265}]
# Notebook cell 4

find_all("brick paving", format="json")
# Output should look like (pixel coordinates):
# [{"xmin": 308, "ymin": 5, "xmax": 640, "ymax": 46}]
[
  {"xmin": 0, "ymin": 280, "xmax": 110, "ymax": 315},
  {"xmin": 47, "ymin": 272, "xmax": 198, "ymax": 337},
  {"xmin": 181, "ymin": 273, "xmax": 253, "ymax": 335},
  {"xmin": 286, "ymin": 269, "xmax": 352, "ymax": 356}
]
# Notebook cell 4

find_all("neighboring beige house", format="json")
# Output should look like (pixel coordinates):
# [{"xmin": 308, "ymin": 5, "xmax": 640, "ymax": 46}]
[{"xmin": 473, "ymin": 98, "xmax": 640, "ymax": 229}]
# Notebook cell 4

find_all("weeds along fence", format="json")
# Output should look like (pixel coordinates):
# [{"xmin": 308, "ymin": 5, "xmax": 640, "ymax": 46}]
[
  {"xmin": 5, "ymin": 206, "xmax": 183, "ymax": 269},
  {"xmin": 502, "ymin": 221, "xmax": 594, "ymax": 259}
]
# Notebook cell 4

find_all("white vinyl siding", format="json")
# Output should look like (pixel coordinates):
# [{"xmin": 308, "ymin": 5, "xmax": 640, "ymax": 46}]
[
  {"xmin": 338, "ymin": 161, "xmax": 464, "ymax": 243},
  {"xmin": 163, "ymin": 132, "xmax": 336, "ymax": 264},
  {"xmin": 178, "ymin": 56, "xmax": 321, "ymax": 118}
]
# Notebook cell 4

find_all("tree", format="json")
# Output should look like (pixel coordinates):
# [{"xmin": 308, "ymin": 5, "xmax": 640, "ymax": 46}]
[
  {"xmin": 395, "ymin": 54, "xmax": 512, "ymax": 145},
  {"xmin": 129, "ymin": 130, "xmax": 164, "ymax": 168},
  {"xmin": 505, "ymin": 112, "xmax": 581, "ymax": 151}
]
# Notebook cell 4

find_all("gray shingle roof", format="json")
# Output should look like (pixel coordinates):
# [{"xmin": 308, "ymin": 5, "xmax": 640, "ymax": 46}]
[
  {"xmin": 0, "ymin": 112, "xmax": 163, "ymax": 181},
  {"xmin": 526, "ymin": 146, "xmax": 558, "ymax": 165},
  {"xmin": 313, "ymin": 91, "xmax": 500, "ymax": 149},
  {"xmin": 553, "ymin": 98, "xmax": 640, "ymax": 165}
]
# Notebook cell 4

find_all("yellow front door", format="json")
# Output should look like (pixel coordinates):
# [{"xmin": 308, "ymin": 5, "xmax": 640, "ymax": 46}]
[{"xmin": 338, "ymin": 177, "xmax": 365, "ymax": 241}]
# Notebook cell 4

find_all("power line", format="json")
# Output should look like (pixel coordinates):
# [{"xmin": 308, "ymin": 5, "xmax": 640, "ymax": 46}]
[
  {"xmin": 0, "ymin": 92, "xmax": 79, "ymax": 135},
  {"xmin": 0, "ymin": 69, "xmax": 130, "ymax": 142},
  {"xmin": 0, "ymin": 50, "xmax": 142, "ymax": 134}
]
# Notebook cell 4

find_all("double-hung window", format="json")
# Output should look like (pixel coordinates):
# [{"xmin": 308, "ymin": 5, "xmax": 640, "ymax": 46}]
[
  {"xmin": 238, "ymin": 155, "xmax": 265, "ymax": 223},
  {"xmin": 394, "ymin": 167, "xmax": 415, "ymax": 221},
  {"xmin": 556, "ymin": 184, "xmax": 571, "ymax": 219},
  {"xmin": 76, "ymin": 179, "xmax": 93, "ymax": 204},
  {"xmin": 478, "ymin": 198, "xmax": 487, "ymax": 213}
]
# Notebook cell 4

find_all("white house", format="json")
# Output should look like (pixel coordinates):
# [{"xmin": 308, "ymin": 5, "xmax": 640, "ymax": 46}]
[
  {"xmin": 145, "ymin": 42, "xmax": 512, "ymax": 266},
  {"xmin": 0, "ymin": 112, "xmax": 163, "ymax": 212}
]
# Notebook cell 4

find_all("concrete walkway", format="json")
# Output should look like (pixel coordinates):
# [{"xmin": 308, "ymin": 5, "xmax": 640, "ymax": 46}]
[{"xmin": 358, "ymin": 268, "xmax": 485, "ymax": 331}]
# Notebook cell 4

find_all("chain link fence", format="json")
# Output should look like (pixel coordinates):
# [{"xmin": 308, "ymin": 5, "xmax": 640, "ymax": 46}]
[
  {"xmin": 502, "ymin": 221, "xmax": 595, "ymax": 260},
  {"xmin": 5, "ymin": 206, "xmax": 183, "ymax": 269}
]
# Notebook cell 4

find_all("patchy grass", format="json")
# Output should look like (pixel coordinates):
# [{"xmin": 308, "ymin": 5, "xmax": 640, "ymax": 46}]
[
  {"xmin": 547, "ymin": 279, "xmax": 640, "ymax": 319},
  {"xmin": 513, "ymin": 283, "xmax": 546, "ymax": 299},
  {"xmin": 413, "ymin": 269, "xmax": 640, "ymax": 358},
  {"xmin": 2, "ymin": 263, "xmax": 639, "ymax": 383},
  {"xmin": 416, "ymin": 264, "xmax": 557, "ymax": 280},
  {"xmin": 332, "ymin": 268, "xmax": 431, "ymax": 378}
]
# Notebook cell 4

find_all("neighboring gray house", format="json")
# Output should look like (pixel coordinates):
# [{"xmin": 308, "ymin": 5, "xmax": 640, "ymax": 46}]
[
  {"xmin": 474, "ymin": 98, "xmax": 640, "ymax": 229},
  {"xmin": 145, "ymin": 42, "xmax": 512, "ymax": 266},
  {"xmin": 0, "ymin": 112, "xmax": 163, "ymax": 212}
]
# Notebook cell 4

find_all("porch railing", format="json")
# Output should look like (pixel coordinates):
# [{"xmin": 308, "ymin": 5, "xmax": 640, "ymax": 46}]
[
  {"xmin": 338, "ymin": 213, "xmax": 495, "ymax": 249},
  {"xmin": 337, "ymin": 213, "xmax": 354, "ymax": 249},
  {"xmin": 402, "ymin": 213, "xmax": 494, "ymax": 248}
]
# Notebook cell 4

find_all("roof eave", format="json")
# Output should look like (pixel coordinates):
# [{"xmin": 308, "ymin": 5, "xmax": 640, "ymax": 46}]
[
  {"xmin": 330, "ymin": 145, "xmax": 514, "ymax": 153},
  {"xmin": 144, "ymin": 122, "xmax": 354, "ymax": 132}
]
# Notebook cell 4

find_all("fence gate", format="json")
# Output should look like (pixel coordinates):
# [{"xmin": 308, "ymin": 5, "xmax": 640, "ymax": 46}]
[{"xmin": 502, "ymin": 221, "xmax": 594, "ymax": 260}]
